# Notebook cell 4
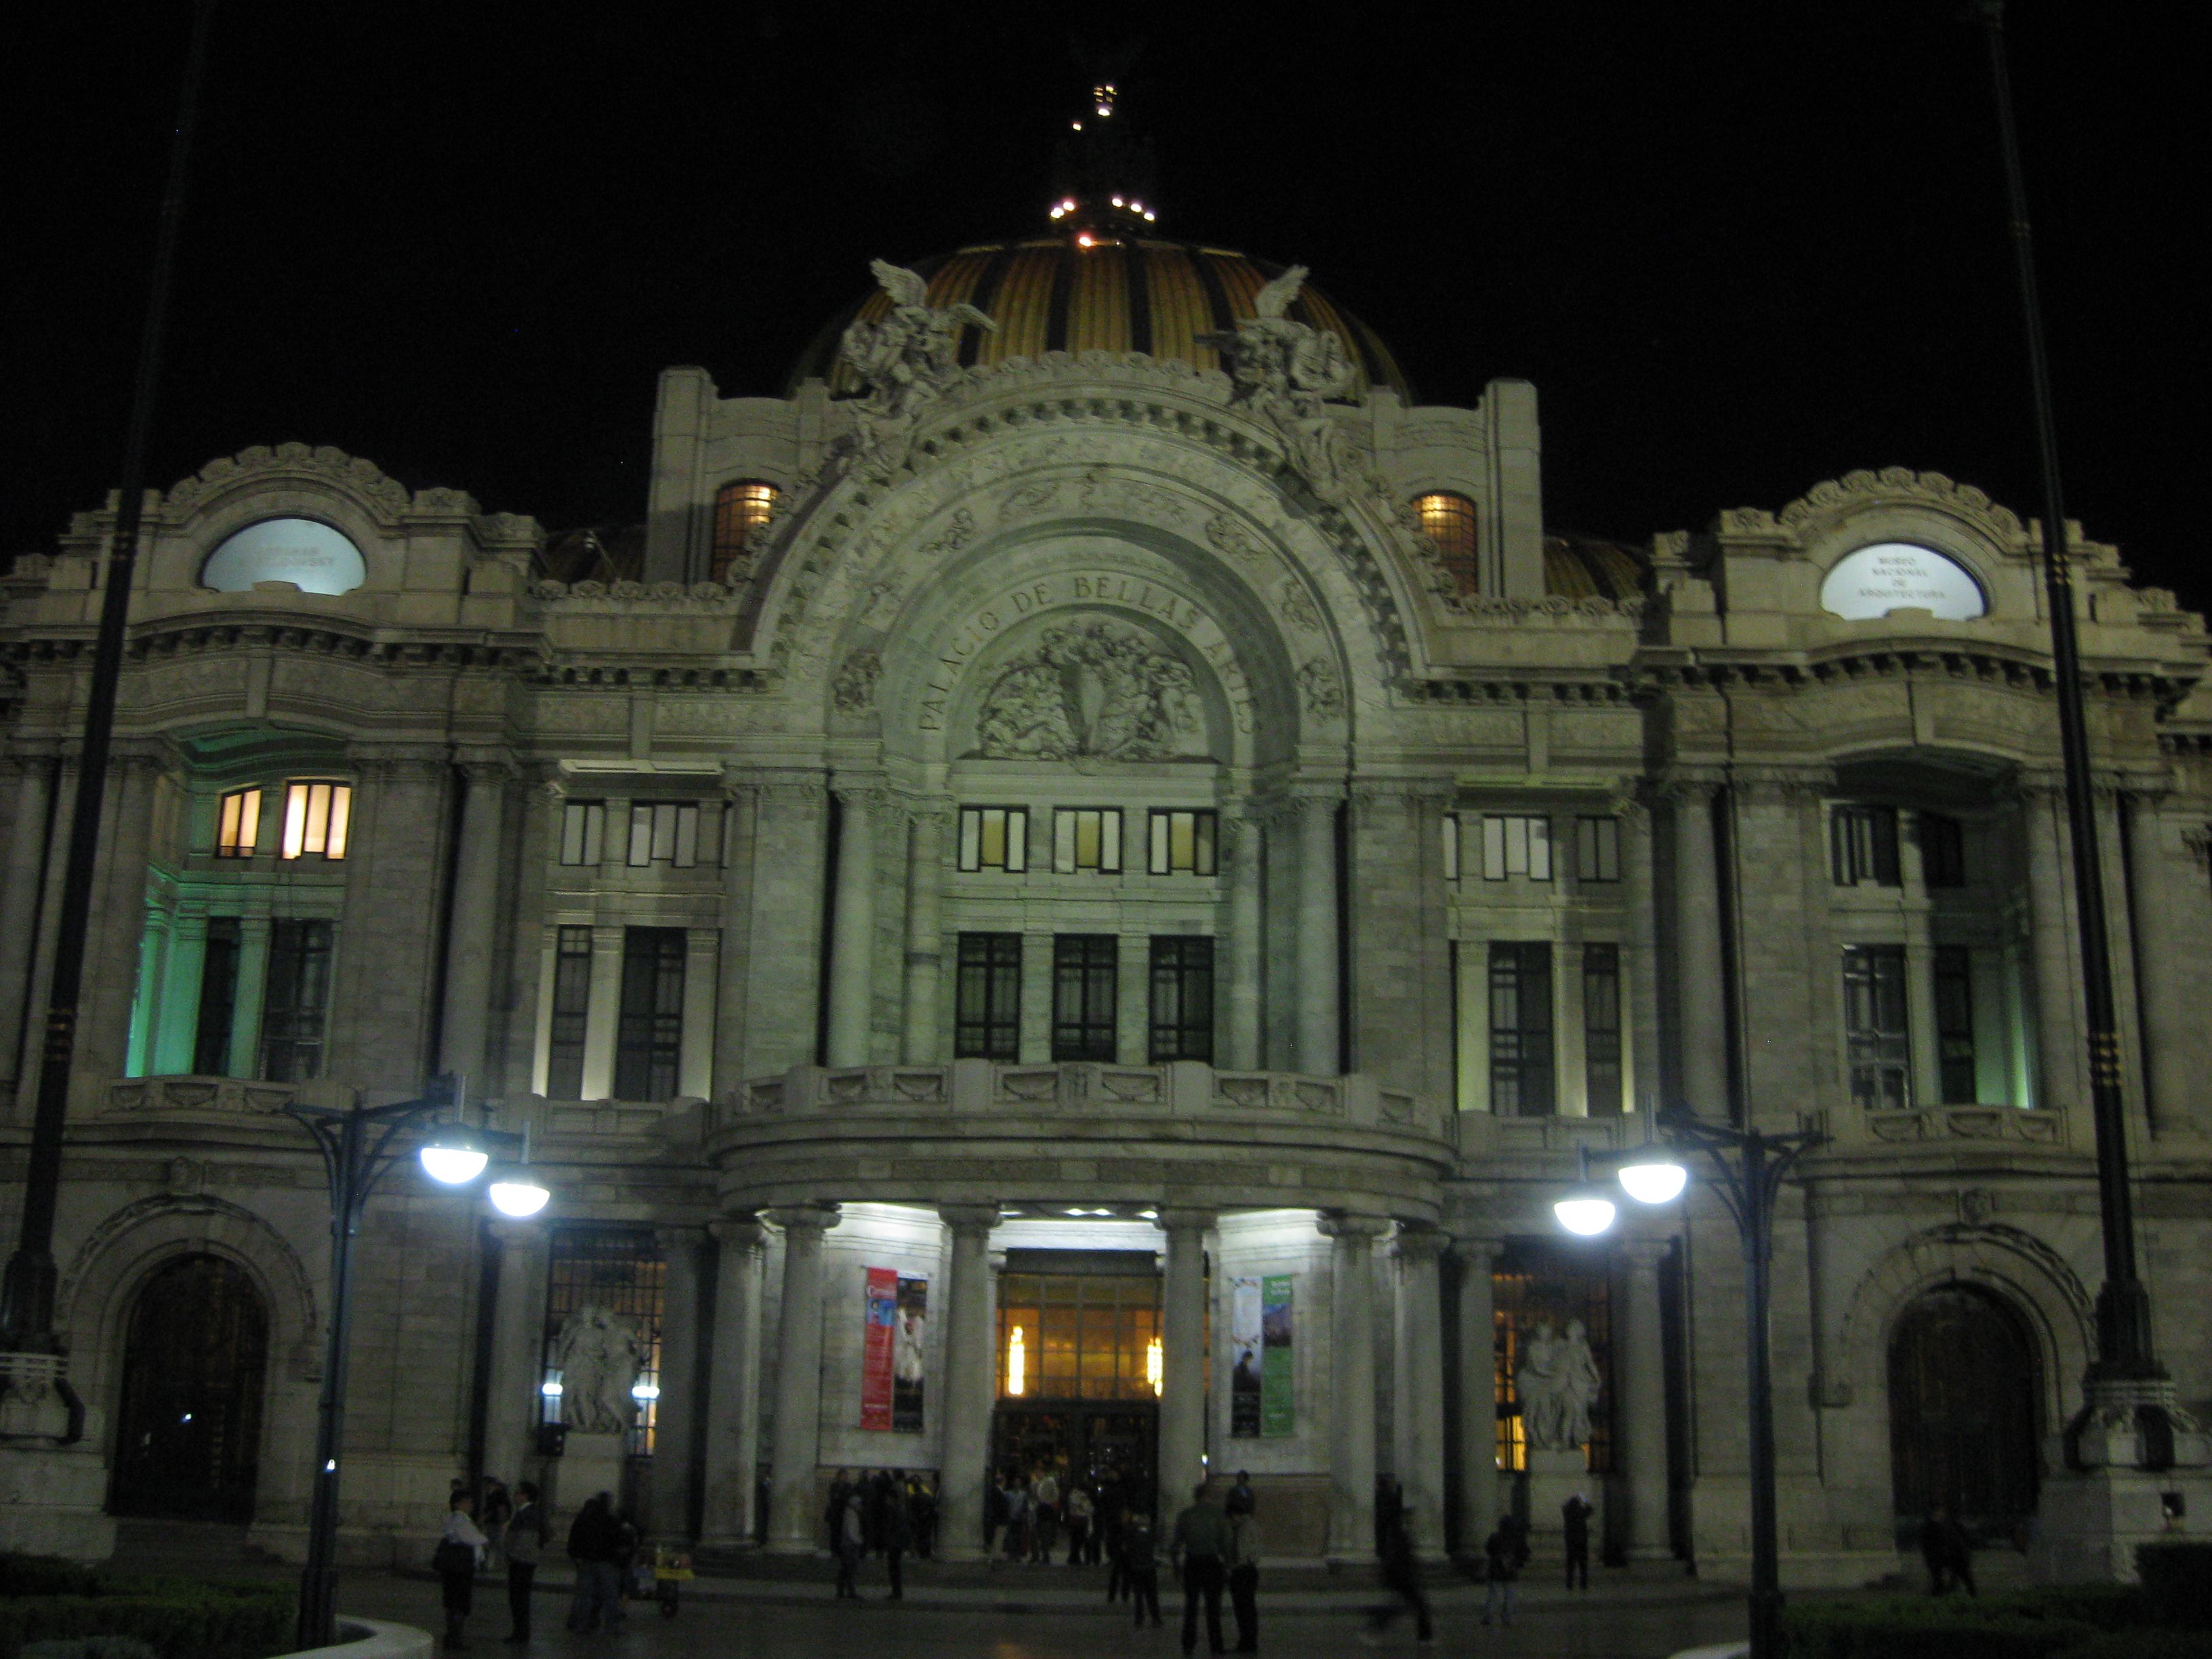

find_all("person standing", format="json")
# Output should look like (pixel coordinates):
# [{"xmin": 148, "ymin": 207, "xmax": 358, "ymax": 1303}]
[
  {"xmin": 1562, "ymin": 1491, "xmax": 1593, "ymax": 1591},
  {"xmin": 1481, "ymin": 1514, "xmax": 1523, "ymax": 1628},
  {"xmin": 1170, "ymin": 1482, "xmax": 1230, "ymax": 1656},
  {"xmin": 436, "ymin": 1490, "xmax": 489, "ymax": 1651},
  {"xmin": 1065, "ymin": 1482, "xmax": 1094, "ymax": 1565},
  {"xmin": 835, "ymin": 1488, "xmax": 868, "ymax": 1600},
  {"xmin": 1372, "ymin": 1473, "xmax": 1404, "ymax": 1554},
  {"xmin": 563, "ymin": 1492, "xmax": 621, "ymax": 1634},
  {"xmin": 1005, "ymin": 1475, "xmax": 1032, "ymax": 1562},
  {"xmin": 1364, "ymin": 1509, "xmax": 1432, "ymax": 1645},
  {"xmin": 879, "ymin": 1471, "xmax": 913, "ymax": 1600},
  {"xmin": 500, "ymin": 1481, "xmax": 547, "ymax": 1644},
  {"xmin": 1228, "ymin": 1471, "xmax": 1254, "ymax": 1517},
  {"xmin": 1123, "ymin": 1509, "xmax": 1164, "ymax": 1629},
  {"xmin": 984, "ymin": 1471, "xmax": 1006, "ymax": 1558},
  {"xmin": 1225, "ymin": 1502, "xmax": 1263, "ymax": 1653},
  {"xmin": 825, "ymin": 1469, "xmax": 854, "ymax": 1555},
  {"xmin": 1033, "ymin": 1465, "xmax": 1062, "ymax": 1563}
]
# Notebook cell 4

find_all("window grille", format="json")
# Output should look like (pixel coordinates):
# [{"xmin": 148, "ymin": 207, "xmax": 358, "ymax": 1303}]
[
  {"xmin": 1933, "ymin": 946, "xmax": 1978, "ymax": 1104},
  {"xmin": 1492, "ymin": 1241, "xmax": 1615, "ymax": 1473},
  {"xmin": 613, "ymin": 928, "xmax": 686, "ymax": 1101},
  {"xmin": 1147, "ymin": 810, "xmax": 1217, "ymax": 876},
  {"xmin": 539, "ymin": 1227, "xmax": 665, "ymax": 1456},
  {"xmin": 1832, "ymin": 806, "xmax": 1901, "ymax": 887},
  {"xmin": 1414, "ymin": 491, "xmax": 1480, "ymax": 595},
  {"xmin": 626, "ymin": 802, "xmax": 702, "ymax": 868},
  {"xmin": 955, "ymin": 933, "xmax": 1022, "ymax": 1060},
  {"xmin": 1052, "ymin": 935, "xmax": 1119, "ymax": 1061},
  {"xmin": 958, "ymin": 807, "xmax": 1028, "ymax": 872},
  {"xmin": 1574, "ymin": 816, "xmax": 1621, "ymax": 883},
  {"xmin": 216, "ymin": 788, "xmax": 262, "ymax": 857},
  {"xmin": 280, "ymin": 781, "xmax": 352, "ymax": 861},
  {"xmin": 1489, "ymin": 941, "xmax": 1555, "ymax": 1115},
  {"xmin": 710, "ymin": 481, "xmax": 777, "ymax": 586},
  {"xmin": 560, "ymin": 802, "xmax": 606, "ymax": 867},
  {"xmin": 260, "ymin": 919, "xmax": 332, "ymax": 1082},
  {"xmin": 546, "ymin": 926, "xmax": 593, "ymax": 1099},
  {"xmin": 1481, "ymin": 815, "xmax": 1552, "ymax": 881},
  {"xmin": 193, "ymin": 918, "xmax": 240, "ymax": 1075},
  {"xmin": 1148, "ymin": 936, "xmax": 1214, "ymax": 1063},
  {"xmin": 1843, "ymin": 944, "xmax": 1911, "ymax": 1108},
  {"xmin": 1052, "ymin": 808, "xmax": 1123, "ymax": 874},
  {"xmin": 1582, "ymin": 943, "xmax": 1623, "ymax": 1115}
]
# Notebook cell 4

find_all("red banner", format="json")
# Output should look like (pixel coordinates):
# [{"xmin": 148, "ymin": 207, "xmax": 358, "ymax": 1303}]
[{"xmin": 861, "ymin": 1267, "xmax": 898, "ymax": 1430}]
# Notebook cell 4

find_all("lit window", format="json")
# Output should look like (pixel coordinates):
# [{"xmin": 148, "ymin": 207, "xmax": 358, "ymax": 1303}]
[
  {"xmin": 710, "ymin": 481, "xmax": 777, "ymax": 585},
  {"xmin": 216, "ymin": 787, "xmax": 262, "ymax": 857},
  {"xmin": 1575, "ymin": 816, "xmax": 1621, "ymax": 883},
  {"xmin": 1481, "ymin": 815, "xmax": 1551, "ymax": 881},
  {"xmin": 279, "ymin": 781, "xmax": 352, "ymax": 861},
  {"xmin": 560, "ymin": 801, "xmax": 606, "ymax": 867},
  {"xmin": 1148, "ymin": 810, "xmax": 1218, "ymax": 876},
  {"xmin": 1052, "ymin": 808, "xmax": 1123, "ymax": 874},
  {"xmin": 1832, "ymin": 806, "xmax": 1901, "ymax": 887},
  {"xmin": 958, "ymin": 807, "xmax": 1028, "ymax": 873},
  {"xmin": 1414, "ymin": 491, "xmax": 1480, "ymax": 594},
  {"xmin": 626, "ymin": 802, "xmax": 703, "ymax": 868}
]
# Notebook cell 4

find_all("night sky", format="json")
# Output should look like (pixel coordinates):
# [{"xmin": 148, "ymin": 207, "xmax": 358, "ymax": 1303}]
[{"xmin": 7, "ymin": 3, "xmax": 2201, "ymax": 604}]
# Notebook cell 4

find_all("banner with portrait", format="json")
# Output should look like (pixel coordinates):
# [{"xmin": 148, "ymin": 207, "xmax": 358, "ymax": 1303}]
[{"xmin": 861, "ymin": 1268, "xmax": 929, "ymax": 1432}]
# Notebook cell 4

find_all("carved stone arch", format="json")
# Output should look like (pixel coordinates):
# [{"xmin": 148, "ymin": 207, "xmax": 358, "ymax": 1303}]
[
  {"xmin": 1836, "ymin": 1221, "xmax": 2092, "ymax": 1433},
  {"xmin": 60, "ymin": 1193, "xmax": 323, "ymax": 1415}
]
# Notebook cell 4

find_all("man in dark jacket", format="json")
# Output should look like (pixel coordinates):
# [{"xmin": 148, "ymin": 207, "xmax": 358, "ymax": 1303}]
[
  {"xmin": 1170, "ymin": 1483, "xmax": 1230, "ymax": 1655},
  {"xmin": 1122, "ymin": 1509, "xmax": 1163, "ymax": 1629},
  {"xmin": 1562, "ymin": 1492, "xmax": 1593, "ymax": 1590},
  {"xmin": 564, "ymin": 1492, "xmax": 623, "ymax": 1633},
  {"xmin": 1364, "ymin": 1509, "xmax": 1431, "ymax": 1643}
]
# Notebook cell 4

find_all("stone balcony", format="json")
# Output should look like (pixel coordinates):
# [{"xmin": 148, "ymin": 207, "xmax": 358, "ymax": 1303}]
[{"xmin": 701, "ymin": 1060, "xmax": 1456, "ymax": 1219}]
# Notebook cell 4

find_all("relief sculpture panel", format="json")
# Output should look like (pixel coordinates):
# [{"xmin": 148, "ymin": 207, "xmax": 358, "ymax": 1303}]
[{"xmin": 976, "ymin": 620, "xmax": 1209, "ymax": 761}]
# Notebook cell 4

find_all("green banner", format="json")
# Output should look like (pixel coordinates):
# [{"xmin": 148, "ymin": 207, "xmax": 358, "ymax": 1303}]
[{"xmin": 1261, "ymin": 1274, "xmax": 1294, "ymax": 1437}]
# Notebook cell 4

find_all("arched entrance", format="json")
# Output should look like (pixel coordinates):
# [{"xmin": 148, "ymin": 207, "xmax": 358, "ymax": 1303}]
[
  {"xmin": 111, "ymin": 1252, "xmax": 270, "ymax": 1522},
  {"xmin": 1887, "ymin": 1284, "xmax": 2039, "ymax": 1540}
]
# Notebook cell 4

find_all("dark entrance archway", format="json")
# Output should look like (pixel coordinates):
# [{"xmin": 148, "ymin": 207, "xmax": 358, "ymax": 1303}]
[
  {"xmin": 111, "ymin": 1252, "xmax": 270, "ymax": 1523},
  {"xmin": 1887, "ymin": 1284, "xmax": 2040, "ymax": 1542}
]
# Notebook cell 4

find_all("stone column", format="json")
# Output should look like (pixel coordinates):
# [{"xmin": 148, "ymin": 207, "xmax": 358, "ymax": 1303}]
[
  {"xmin": 764, "ymin": 1204, "xmax": 838, "ymax": 1552},
  {"xmin": 1451, "ymin": 1235, "xmax": 1504, "ymax": 1555},
  {"xmin": 679, "ymin": 930, "xmax": 718, "ymax": 1098},
  {"xmin": 936, "ymin": 1204, "xmax": 1000, "ymax": 1560},
  {"xmin": 901, "ymin": 805, "xmax": 947, "ymax": 1063},
  {"xmin": 1670, "ymin": 781, "xmax": 1729, "ymax": 1113},
  {"xmin": 743, "ymin": 777, "xmax": 829, "ymax": 1078},
  {"xmin": 1900, "ymin": 812, "xmax": 1943, "ymax": 1109},
  {"xmin": 1223, "ymin": 812, "xmax": 1264, "ymax": 1071},
  {"xmin": 2127, "ymin": 802, "xmax": 2212, "ymax": 1137},
  {"xmin": 651, "ymin": 1227, "xmax": 708, "ymax": 1538},
  {"xmin": 1158, "ymin": 1210, "xmax": 1214, "ymax": 1517},
  {"xmin": 701, "ymin": 1219, "xmax": 767, "ymax": 1548},
  {"xmin": 439, "ymin": 758, "xmax": 510, "ymax": 1091},
  {"xmin": 481, "ymin": 1220, "xmax": 550, "ymax": 1487},
  {"xmin": 1622, "ymin": 798, "xmax": 1663, "ymax": 1115},
  {"xmin": 0, "ymin": 750, "xmax": 55, "ymax": 1089},
  {"xmin": 150, "ymin": 912, "xmax": 207, "ymax": 1076},
  {"xmin": 580, "ymin": 924, "xmax": 624, "ymax": 1100},
  {"xmin": 2022, "ymin": 786, "xmax": 2084, "ymax": 1113},
  {"xmin": 1296, "ymin": 794, "xmax": 1340, "ymax": 1076},
  {"xmin": 1391, "ymin": 1229, "xmax": 1448, "ymax": 1554},
  {"xmin": 712, "ymin": 777, "xmax": 756, "ymax": 1099},
  {"xmin": 825, "ymin": 788, "xmax": 878, "ymax": 1067},
  {"xmin": 1615, "ymin": 1238, "xmax": 1673, "ymax": 1561},
  {"xmin": 1321, "ymin": 1213, "xmax": 1387, "ymax": 1559},
  {"xmin": 226, "ymin": 915, "xmax": 271, "ymax": 1078},
  {"xmin": 81, "ymin": 752, "xmax": 162, "ymax": 1084}
]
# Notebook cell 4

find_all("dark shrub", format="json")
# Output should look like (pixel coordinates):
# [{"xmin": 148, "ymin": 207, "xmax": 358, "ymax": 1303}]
[
  {"xmin": 2054, "ymin": 1635, "xmax": 2212, "ymax": 1659},
  {"xmin": 1782, "ymin": 1597, "xmax": 2100, "ymax": 1659},
  {"xmin": 0, "ymin": 1557, "xmax": 292, "ymax": 1659},
  {"xmin": 2138, "ymin": 1542, "xmax": 2212, "ymax": 1630}
]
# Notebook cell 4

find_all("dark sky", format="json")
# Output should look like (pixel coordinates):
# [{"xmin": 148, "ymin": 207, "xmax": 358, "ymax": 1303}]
[{"xmin": 7, "ymin": 2, "xmax": 2201, "ymax": 605}]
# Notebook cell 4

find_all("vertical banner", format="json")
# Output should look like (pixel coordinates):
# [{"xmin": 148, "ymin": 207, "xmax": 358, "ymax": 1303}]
[
  {"xmin": 1261, "ymin": 1274, "xmax": 1294, "ymax": 1437},
  {"xmin": 861, "ymin": 1267, "xmax": 897, "ymax": 1430},
  {"xmin": 893, "ymin": 1274, "xmax": 928, "ymax": 1433},
  {"xmin": 1229, "ymin": 1277, "xmax": 1263, "ymax": 1438}
]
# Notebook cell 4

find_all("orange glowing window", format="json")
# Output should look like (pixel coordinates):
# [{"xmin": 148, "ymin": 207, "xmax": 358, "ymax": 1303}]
[
  {"xmin": 216, "ymin": 787, "xmax": 262, "ymax": 857},
  {"xmin": 1414, "ymin": 492, "xmax": 1480, "ymax": 595},
  {"xmin": 280, "ymin": 781, "xmax": 352, "ymax": 861},
  {"xmin": 710, "ymin": 482, "xmax": 777, "ymax": 585}
]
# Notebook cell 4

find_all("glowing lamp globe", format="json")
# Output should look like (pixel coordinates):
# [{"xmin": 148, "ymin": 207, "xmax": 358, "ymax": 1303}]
[
  {"xmin": 1618, "ymin": 1158, "xmax": 1689, "ymax": 1205},
  {"xmin": 1554, "ymin": 1193, "xmax": 1618, "ymax": 1237},
  {"xmin": 419, "ymin": 1143, "xmax": 489, "ymax": 1185},
  {"xmin": 488, "ymin": 1176, "xmax": 551, "ymax": 1217}
]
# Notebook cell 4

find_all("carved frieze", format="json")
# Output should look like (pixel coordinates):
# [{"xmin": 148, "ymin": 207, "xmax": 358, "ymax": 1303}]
[
  {"xmin": 832, "ymin": 649, "xmax": 882, "ymax": 714},
  {"xmin": 975, "ymin": 620, "xmax": 1209, "ymax": 762}
]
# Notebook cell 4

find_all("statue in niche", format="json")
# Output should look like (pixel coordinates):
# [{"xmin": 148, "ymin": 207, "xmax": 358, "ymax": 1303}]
[
  {"xmin": 1553, "ymin": 1318, "xmax": 1603, "ymax": 1448},
  {"xmin": 552, "ymin": 1304, "xmax": 644, "ymax": 1435},
  {"xmin": 975, "ymin": 621, "xmax": 1208, "ymax": 762},
  {"xmin": 1517, "ymin": 1317, "xmax": 1601, "ymax": 1450}
]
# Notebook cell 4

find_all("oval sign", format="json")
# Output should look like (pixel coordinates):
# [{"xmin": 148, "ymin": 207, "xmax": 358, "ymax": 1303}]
[
  {"xmin": 200, "ymin": 517, "xmax": 367, "ymax": 596},
  {"xmin": 1819, "ymin": 541, "xmax": 1986, "ymax": 621}
]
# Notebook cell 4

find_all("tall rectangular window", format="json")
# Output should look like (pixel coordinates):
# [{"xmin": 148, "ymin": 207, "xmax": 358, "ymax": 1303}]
[
  {"xmin": 1148, "ymin": 936, "xmax": 1214, "ymax": 1063},
  {"xmin": 1481, "ymin": 815, "xmax": 1553, "ymax": 881},
  {"xmin": 1052, "ymin": 808, "xmax": 1123, "ymax": 874},
  {"xmin": 560, "ymin": 802, "xmax": 606, "ymax": 867},
  {"xmin": 1488, "ymin": 941, "xmax": 1555, "ymax": 1116},
  {"xmin": 1921, "ymin": 813, "xmax": 1967, "ymax": 888},
  {"xmin": 613, "ymin": 928, "xmax": 687, "ymax": 1101},
  {"xmin": 954, "ymin": 933, "xmax": 1022, "ymax": 1059},
  {"xmin": 958, "ymin": 807, "xmax": 1028, "ymax": 872},
  {"xmin": 1933, "ymin": 945, "xmax": 1978, "ymax": 1104},
  {"xmin": 1148, "ymin": 810, "xmax": 1217, "ymax": 876},
  {"xmin": 1582, "ymin": 943, "xmax": 1624, "ymax": 1115},
  {"xmin": 626, "ymin": 802, "xmax": 702, "ymax": 868},
  {"xmin": 280, "ymin": 781, "xmax": 352, "ymax": 861},
  {"xmin": 1575, "ymin": 816, "xmax": 1621, "ymax": 883},
  {"xmin": 1842, "ymin": 944, "xmax": 1911, "ymax": 1109},
  {"xmin": 192, "ymin": 918, "xmax": 240, "ymax": 1075},
  {"xmin": 1832, "ymin": 805, "xmax": 1901, "ymax": 887},
  {"xmin": 260, "ymin": 918, "xmax": 333, "ymax": 1082},
  {"xmin": 1052, "ymin": 935, "xmax": 1119, "ymax": 1061},
  {"xmin": 546, "ymin": 926, "xmax": 594, "ymax": 1099},
  {"xmin": 216, "ymin": 788, "xmax": 262, "ymax": 857}
]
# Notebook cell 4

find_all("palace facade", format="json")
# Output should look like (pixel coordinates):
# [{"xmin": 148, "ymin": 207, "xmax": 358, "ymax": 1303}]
[{"xmin": 5, "ymin": 180, "xmax": 2212, "ymax": 1584}]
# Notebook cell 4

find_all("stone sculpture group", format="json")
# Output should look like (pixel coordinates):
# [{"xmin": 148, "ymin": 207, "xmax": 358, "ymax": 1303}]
[
  {"xmin": 552, "ymin": 1304, "xmax": 645, "ymax": 1435},
  {"xmin": 1516, "ymin": 1317, "xmax": 1603, "ymax": 1451}
]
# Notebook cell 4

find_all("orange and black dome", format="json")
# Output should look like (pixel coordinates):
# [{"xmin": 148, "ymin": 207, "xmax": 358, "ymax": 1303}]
[{"xmin": 790, "ymin": 237, "xmax": 1412, "ymax": 403}]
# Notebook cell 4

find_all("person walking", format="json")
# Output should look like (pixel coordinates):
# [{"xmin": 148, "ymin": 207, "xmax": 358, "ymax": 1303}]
[
  {"xmin": 1005, "ymin": 1475, "xmax": 1032, "ymax": 1562},
  {"xmin": 1225, "ymin": 1502, "xmax": 1263, "ymax": 1653},
  {"xmin": 500, "ymin": 1481, "xmax": 547, "ymax": 1643},
  {"xmin": 825, "ymin": 1470, "xmax": 854, "ymax": 1555},
  {"xmin": 1562, "ymin": 1491, "xmax": 1593, "ymax": 1591},
  {"xmin": 1065, "ymin": 1482, "xmax": 1094, "ymax": 1565},
  {"xmin": 1123, "ymin": 1508, "xmax": 1164, "ymax": 1629},
  {"xmin": 1170, "ymin": 1481, "xmax": 1230, "ymax": 1656},
  {"xmin": 564, "ymin": 1492, "xmax": 622, "ymax": 1633},
  {"xmin": 1033, "ymin": 1465, "xmax": 1062, "ymax": 1564},
  {"xmin": 1921, "ymin": 1503, "xmax": 1977, "ymax": 1597},
  {"xmin": 1363, "ymin": 1509, "xmax": 1432, "ymax": 1645},
  {"xmin": 435, "ymin": 1489, "xmax": 489, "ymax": 1651},
  {"xmin": 1481, "ymin": 1514, "xmax": 1525, "ymax": 1628},
  {"xmin": 835, "ymin": 1488, "xmax": 867, "ymax": 1600},
  {"xmin": 984, "ymin": 1472, "xmax": 1006, "ymax": 1558},
  {"xmin": 879, "ymin": 1470, "xmax": 913, "ymax": 1599}
]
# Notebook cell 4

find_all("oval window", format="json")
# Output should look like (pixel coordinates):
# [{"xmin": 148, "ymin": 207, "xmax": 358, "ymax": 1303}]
[
  {"xmin": 200, "ymin": 518, "xmax": 367, "ymax": 596},
  {"xmin": 1819, "ymin": 542, "xmax": 1986, "ymax": 621}
]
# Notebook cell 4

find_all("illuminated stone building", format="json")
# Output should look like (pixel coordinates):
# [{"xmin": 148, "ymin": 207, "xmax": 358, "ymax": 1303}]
[{"xmin": 5, "ymin": 83, "xmax": 2211, "ymax": 1581}]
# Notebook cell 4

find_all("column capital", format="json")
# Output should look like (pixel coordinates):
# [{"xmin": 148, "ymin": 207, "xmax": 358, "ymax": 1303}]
[
  {"xmin": 1390, "ymin": 1227, "xmax": 1448, "ymax": 1263},
  {"xmin": 1156, "ymin": 1207, "xmax": 1217, "ymax": 1234},
  {"xmin": 1317, "ymin": 1212, "xmax": 1391, "ymax": 1242},
  {"xmin": 655, "ymin": 1223, "xmax": 708, "ymax": 1254},
  {"xmin": 766, "ymin": 1202, "xmax": 840, "ymax": 1235},
  {"xmin": 1448, "ymin": 1232, "xmax": 1507, "ymax": 1267},
  {"xmin": 710, "ymin": 1216, "xmax": 768, "ymax": 1250},
  {"xmin": 488, "ymin": 1218, "xmax": 548, "ymax": 1248},
  {"xmin": 1656, "ymin": 770, "xmax": 1725, "ymax": 805},
  {"xmin": 937, "ymin": 1204, "xmax": 1001, "ymax": 1235}
]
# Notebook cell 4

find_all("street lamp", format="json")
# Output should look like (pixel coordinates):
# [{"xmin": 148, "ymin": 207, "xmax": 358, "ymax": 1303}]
[
  {"xmin": 282, "ymin": 1078, "xmax": 551, "ymax": 1650},
  {"xmin": 1552, "ymin": 1109, "xmax": 1822, "ymax": 1659}
]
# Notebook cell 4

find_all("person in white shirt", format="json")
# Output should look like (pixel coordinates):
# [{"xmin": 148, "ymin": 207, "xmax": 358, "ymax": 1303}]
[{"xmin": 436, "ymin": 1490, "xmax": 489, "ymax": 1651}]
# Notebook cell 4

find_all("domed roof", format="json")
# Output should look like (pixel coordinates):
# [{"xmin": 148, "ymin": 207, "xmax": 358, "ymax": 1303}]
[{"xmin": 790, "ymin": 237, "xmax": 1412, "ymax": 402}]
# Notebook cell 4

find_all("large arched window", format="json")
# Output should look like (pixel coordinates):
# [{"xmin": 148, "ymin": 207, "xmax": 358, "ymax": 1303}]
[
  {"xmin": 1887, "ymin": 1284, "xmax": 2040, "ymax": 1539},
  {"xmin": 1414, "ymin": 491, "xmax": 1479, "ymax": 595},
  {"xmin": 710, "ymin": 481, "xmax": 778, "ymax": 585}
]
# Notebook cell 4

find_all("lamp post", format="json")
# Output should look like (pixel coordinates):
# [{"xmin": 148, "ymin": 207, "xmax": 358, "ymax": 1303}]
[
  {"xmin": 1553, "ymin": 1110, "xmax": 1824, "ymax": 1659},
  {"xmin": 283, "ymin": 1078, "xmax": 550, "ymax": 1650}
]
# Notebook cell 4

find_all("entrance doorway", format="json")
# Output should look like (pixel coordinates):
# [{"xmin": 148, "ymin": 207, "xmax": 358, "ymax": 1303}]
[
  {"xmin": 994, "ymin": 1401, "xmax": 1158, "ymax": 1493},
  {"xmin": 1887, "ymin": 1284, "xmax": 2040, "ymax": 1542},
  {"xmin": 993, "ymin": 1255, "xmax": 1164, "ymax": 1505},
  {"xmin": 111, "ymin": 1252, "xmax": 269, "ymax": 1523}
]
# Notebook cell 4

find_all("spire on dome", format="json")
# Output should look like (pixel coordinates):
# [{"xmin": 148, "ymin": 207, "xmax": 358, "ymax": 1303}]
[{"xmin": 1046, "ymin": 69, "xmax": 1159, "ymax": 245}]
